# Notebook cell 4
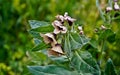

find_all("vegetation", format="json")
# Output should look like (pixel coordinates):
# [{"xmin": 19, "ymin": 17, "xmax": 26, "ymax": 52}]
[{"xmin": 0, "ymin": 0, "xmax": 120, "ymax": 75}]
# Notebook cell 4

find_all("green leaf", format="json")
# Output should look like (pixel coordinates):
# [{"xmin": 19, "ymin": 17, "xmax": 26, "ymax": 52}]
[
  {"xmin": 28, "ymin": 65, "xmax": 79, "ymax": 75},
  {"xmin": 107, "ymin": 33, "xmax": 116, "ymax": 43},
  {"xmin": 89, "ymin": 39, "xmax": 98, "ymax": 49},
  {"xmin": 50, "ymin": 56, "xmax": 68, "ymax": 63},
  {"xmin": 28, "ymin": 20, "xmax": 50, "ymax": 29},
  {"xmin": 99, "ymin": 29, "xmax": 114, "ymax": 41},
  {"xmin": 71, "ymin": 51, "xmax": 101, "ymax": 75},
  {"xmin": 33, "ymin": 38, "xmax": 42, "ymax": 45},
  {"xmin": 104, "ymin": 58, "xmax": 117, "ymax": 75},
  {"xmin": 31, "ymin": 42, "xmax": 50, "ymax": 51},
  {"xmin": 28, "ymin": 20, "xmax": 54, "ymax": 33},
  {"xmin": 28, "ymin": 51, "xmax": 49, "ymax": 65},
  {"xmin": 69, "ymin": 32, "xmax": 89, "ymax": 50},
  {"xmin": 30, "ymin": 25, "xmax": 54, "ymax": 33},
  {"xmin": 49, "ymin": 56, "xmax": 70, "ymax": 70},
  {"xmin": 28, "ymin": 30, "xmax": 42, "ymax": 39}
]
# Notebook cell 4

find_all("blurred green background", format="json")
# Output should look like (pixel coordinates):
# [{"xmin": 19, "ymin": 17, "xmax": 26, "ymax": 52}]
[{"xmin": 0, "ymin": 0, "xmax": 120, "ymax": 75}]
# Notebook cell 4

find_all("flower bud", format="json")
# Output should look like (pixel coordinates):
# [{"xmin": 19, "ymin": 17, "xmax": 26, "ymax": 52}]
[
  {"xmin": 52, "ymin": 20, "xmax": 62, "ymax": 26},
  {"xmin": 55, "ymin": 15, "xmax": 64, "ymax": 22},
  {"xmin": 64, "ymin": 12, "xmax": 68, "ymax": 17},
  {"xmin": 106, "ymin": 6, "xmax": 112, "ymax": 13},
  {"xmin": 114, "ymin": 2, "xmax": 120, "ymax": 11},
  {"xmin": 100, "ymin": 25, "xmax": 106, "ymax": 30},
  {"xmin": 78, "ymin": 26, "xmax": 83, "ymax": 31},
  {"xmin": 94, "ymin": 28, "xmax": 98, "ymax": 33},
  {"xmin": 80, "ymin": 30, "xmax": 84, "ymax": 35},
  {"xmin": 114, "ymin": 0, "xmax": 118, "ymax": 2}
]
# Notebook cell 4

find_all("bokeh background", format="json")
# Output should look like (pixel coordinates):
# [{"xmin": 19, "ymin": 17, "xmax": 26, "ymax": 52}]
[{"xmin": 0, "ymin": 0, "xmax": 120, "ymax": 75}]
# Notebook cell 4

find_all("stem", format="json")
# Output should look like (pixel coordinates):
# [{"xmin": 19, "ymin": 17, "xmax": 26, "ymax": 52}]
[
  {"xmin": 96, "ymin": 0, "xmax": 106, "ymax": 22},
  {"xmin": 98, "ymin": 38, "xmax": 106, "ymax": 67}
]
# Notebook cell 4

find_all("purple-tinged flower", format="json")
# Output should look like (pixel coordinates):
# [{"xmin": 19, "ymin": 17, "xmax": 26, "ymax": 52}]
[
  {"xmin": 64, "ymin": 12, "xmax": 76, "ymax": 26},
  {"xmin": 48, "ymin": 44, "xmax": 64, "ymax": 56},
  {"xmin": 114, "ymin": 0, "xmax": 118, "ymax": 2},
  {"xmin": 51, "ymin": 44, "xmax": 64, "ymax": 54},
  {"xmin": 52, "ymin": 20, "xmax": 67, "ymax": 34},
  {"xmin": 52, "ymin": 20, "xmax": 63, "ymax": 26},
  {"xmin": 55, "ymin": 15, "xmax": 64, "ymax": 23},
  {"xmin": 40, "ymin": 33, "xmax": 57, "ymax": 45}
]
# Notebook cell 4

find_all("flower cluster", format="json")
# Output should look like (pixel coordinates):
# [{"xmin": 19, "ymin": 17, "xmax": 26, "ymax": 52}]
[
  {"xmin": 106, "ymin": 0, "xmax": 120, "ymax": 12},
  {"xmin": 40, "ymin": 12, "xmax": 76, "ymax": 56},
  {"xmin": 52, "ymin": 12, "xmax": 76, "ymax": 34}
]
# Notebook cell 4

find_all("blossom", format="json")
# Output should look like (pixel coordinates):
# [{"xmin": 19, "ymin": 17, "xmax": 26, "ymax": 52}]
[
  {"xmin": 114, "ymin": 0, "xmax": 118, "ymax": 2},
  {"xmin": 48, "ymin": 44, "xmax": 64, "ymax": 56},
  {"xmin": 78, "ymin": 26, "xmax": 83, "ymax": 31},
  {"xmin": 64, "ymin": 12, "xmax": 76, "ymax": 26},
  {"xmin": 106, "ymin": 6, "xmax": 112, "ymax": 12},
  {"xmin": 55, "ymin": 15, "xmax": 64, "ymax": 23},
  {"xmin": 52, "ymin": 20, "xmax": 67, "ymax": 34},
  {"xmin": 40, "ymin": 33, "xmax": 57, "ymax": 46},
  {"xmin": 51, "ymin": 44, "xmax": 64, "ymax": 54},
  {"xmin": 52, "ymin": 20, "xmax": 63, "ymax": 26},
  {"xmin": 100, "ymin": 25, "xmax": 106, "ymax": 30},
  {"xmin": 114, "ymin": 2, "xmax": 120, "ymax": 10}
]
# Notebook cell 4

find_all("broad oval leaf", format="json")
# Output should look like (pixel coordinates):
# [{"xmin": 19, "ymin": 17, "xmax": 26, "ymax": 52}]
[
  {"xmin": 71, "ymin": 51, "xmax": 101, "ymax": 75},
  {"xmin": 69, "ymin": 32, "xmax": 89, "ymax": 50},
  {"xmin": 29, "ymin": 20, "xmax": 50, "ymax": 29},
  {"xmin": 28, "ymin": 30, "xmax": 42, "ymax": 39},
  {"xmin": 28, "ymin": 20, "xmax": 54, "ymax": 33},
  {"xmin": 30, "ymin": 25, "xmax": 54, "ymax": 33},
  {"xmin": 28, "ymin": 65, "xmax": 79, "ymax": 75}
]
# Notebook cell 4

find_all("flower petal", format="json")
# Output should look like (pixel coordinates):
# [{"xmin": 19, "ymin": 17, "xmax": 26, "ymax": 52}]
[
  {"xmin": 55, "ymin": 15, "xmax": 64, "ymax": 22},
  {"xmin": 53, "ymin": 28, "xmax": 61, "ymax": 34},
  {"xmin": 40, "ymin": 33, "xmax": 57, "ymax": 44},
  {"xmin": 61, "ymin": 26, "xmax": 67, "ymax": 33},
  {"xmin": 51, "ymin": 44, "xmax": 64, "ymax": 54},
  {"xmin": 52, "ymin": 20, "xmax": 62, "ymax": 27},
  {"xmin": 78, "ymin": 26, "xmax": 83, "ymax": 31}
]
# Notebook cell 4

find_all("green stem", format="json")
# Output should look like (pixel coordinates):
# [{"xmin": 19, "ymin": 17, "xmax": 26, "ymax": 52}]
[
  {"xmin": 99, "ymin": 38, "xmax": 106, "ymax": 67},
  {"xmin": 96, "ymin": 0, "xmax": 106, "ymax": 22}
]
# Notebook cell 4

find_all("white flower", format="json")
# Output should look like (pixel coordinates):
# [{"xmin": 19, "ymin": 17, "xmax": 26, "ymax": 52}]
[
  {"xmin": 48, "ymin": 44, "xmax": 64, "ymax": 56},
  {"xmin": 78, "ymin": 26, "xmax": 83, "ymax": 31},
  {"xmin": 64, "ymin": 13, "xmax": 76, "ymax": 26},
  {"xmin": 52, "ymin": 20, "xmax": 67, "ymax": 34},
  {"xmin": 101, "ymin": 25, "xmax": 106, "ymax": 30},
  {"xmin": 52, "ymin": 20, "xmax": 63, "ymax": 26},
  {"xmin": 106, "ymin": 6, "xmax": 112, "ymax": 12},
  {"xmin": 55, "ymin": 15, "xmax": 64, "ymax": 22},
  {"xmin": 114, "ymin": 2, "xmax": 120, "ymax": 10},
  {"xmin": 51, "ymin": 44, "xmax": 64, "ymax": 54},
  {"xmin": 40, "ymin": 33, "xmax": 57, "ymax": 46},
  {"xmin": 64, "ymin": 12, "xmax": 68, "ymax": 17}
]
